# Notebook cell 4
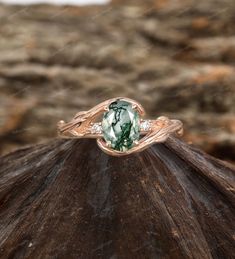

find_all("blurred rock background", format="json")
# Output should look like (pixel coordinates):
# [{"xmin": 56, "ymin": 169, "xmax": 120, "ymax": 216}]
[{"xmin": 0, "ymin": 0, "xmax": 234, "ymax": 163}]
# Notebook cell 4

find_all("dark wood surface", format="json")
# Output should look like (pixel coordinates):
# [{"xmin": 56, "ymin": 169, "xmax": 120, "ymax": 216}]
[{"xmin": 0, "ymin": 138, "xmax": 234, "ymax": 258}]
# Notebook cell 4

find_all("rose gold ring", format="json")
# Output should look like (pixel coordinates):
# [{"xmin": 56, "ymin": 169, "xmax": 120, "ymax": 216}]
[{"xmin": 58, "ymin": 97, "xmax": 183, "ymax": 156}]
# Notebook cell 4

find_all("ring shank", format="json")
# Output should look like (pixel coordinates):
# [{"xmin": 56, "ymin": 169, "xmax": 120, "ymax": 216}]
[
  {"xmin": 58, "ymin": 117, "xmax": 183, "ymax": 139},
  {"xmin": 57, "ymin": 97, "xmax": 183, "ymax": 156}
]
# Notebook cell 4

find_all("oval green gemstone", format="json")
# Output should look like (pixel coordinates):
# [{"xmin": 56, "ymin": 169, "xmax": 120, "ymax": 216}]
[{"xmin": 101, "ymin": 100, "xmax": 140, "ymax": 151}]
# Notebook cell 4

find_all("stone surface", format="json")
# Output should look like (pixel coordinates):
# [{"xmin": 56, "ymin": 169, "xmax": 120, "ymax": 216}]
[
  {"xmin": 102, "ymin": 100, "xmax": 140, "ymax": 151},
  {"xmin": 0, "ymin": 1, "xmax": 235, "ymax": 163}
]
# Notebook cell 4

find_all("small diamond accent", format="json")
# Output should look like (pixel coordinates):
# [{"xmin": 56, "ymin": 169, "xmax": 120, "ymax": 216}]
[
  {"xmin": 140, "ymin": 120, "xmax": 151, "ymax": 131},
  {"xmin": 90, "ymin": 123, "xmax": 102, "ymax": 134}
]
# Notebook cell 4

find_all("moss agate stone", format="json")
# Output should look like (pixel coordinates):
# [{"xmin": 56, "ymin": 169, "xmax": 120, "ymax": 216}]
[{"xmin": 102, "ymin": 100, "xmax": 140, "ymax": 151}]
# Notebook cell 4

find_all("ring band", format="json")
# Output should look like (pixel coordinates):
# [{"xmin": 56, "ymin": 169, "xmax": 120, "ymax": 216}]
[{"xmin": 58, "ymin": 97, "xmax": 183, "ymax": 156}]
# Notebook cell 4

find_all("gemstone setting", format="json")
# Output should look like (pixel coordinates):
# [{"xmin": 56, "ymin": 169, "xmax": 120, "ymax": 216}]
[
  {"xmin": 140, "ymin": 120, "xmax": 151, "ymax": 131},
  {"xmin": 101, "ymin": 100, "xmax": 140, "ymax": 151},
  {"xmin": 90, "ymin": 123, "xmax": 102, "ymax": 134}
]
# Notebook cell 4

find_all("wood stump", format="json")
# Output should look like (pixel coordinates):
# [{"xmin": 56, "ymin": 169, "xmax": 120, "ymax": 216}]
[{"xmin": 0, "ymin": 138, "xmax": 234, "ymax": 258}]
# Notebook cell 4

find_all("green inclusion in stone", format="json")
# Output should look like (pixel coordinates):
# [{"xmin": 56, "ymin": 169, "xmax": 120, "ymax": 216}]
[{"xmin": 101, "ymin": 100, "xmax": 140, "ymax": 151}]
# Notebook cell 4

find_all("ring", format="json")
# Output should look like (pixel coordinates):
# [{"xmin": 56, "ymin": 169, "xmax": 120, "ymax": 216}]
[{"xmin": 58, "ymin": 97, "xmax": 183, "ymax": 156}]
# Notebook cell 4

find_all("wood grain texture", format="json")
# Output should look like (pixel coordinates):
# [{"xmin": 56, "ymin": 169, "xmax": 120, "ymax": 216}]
[{"xmin": 0, "ymin": 138, "xmax": 234, "ymax": 258}]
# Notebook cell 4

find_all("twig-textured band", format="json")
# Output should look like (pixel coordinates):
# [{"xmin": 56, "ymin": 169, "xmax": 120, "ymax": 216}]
[{"xmin": 58, "ymin": 97, "xmax": 183, "ymax": 156}]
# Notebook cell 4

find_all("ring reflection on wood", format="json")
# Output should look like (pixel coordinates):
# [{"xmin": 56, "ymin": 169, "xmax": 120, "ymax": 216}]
[
  {"xmin": 58, "ymin": 97, "xmax": 183, "ymax": 156},
  {"xmin": 0, "ymin": 137, "xmax": 234, "ymax": 258}
]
